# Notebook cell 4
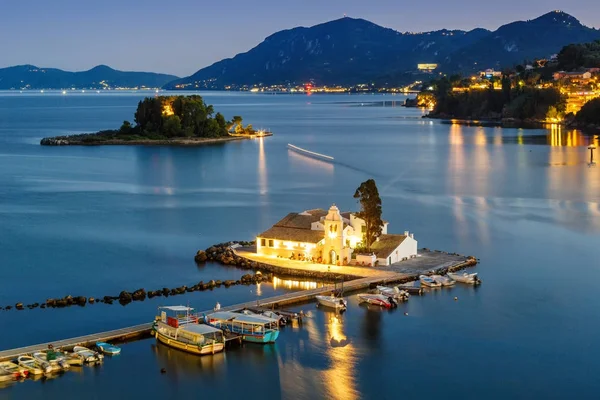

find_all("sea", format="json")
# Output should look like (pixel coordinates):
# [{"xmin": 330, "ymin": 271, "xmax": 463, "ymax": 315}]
[{"xmin": 0, "ymin": 91, "xmax": 599, "ymax": 399}]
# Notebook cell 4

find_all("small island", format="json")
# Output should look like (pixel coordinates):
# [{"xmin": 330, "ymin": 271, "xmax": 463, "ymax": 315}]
[{"xmin": 40, "ymin": 95, "xmax": 271, "ymax": 146}]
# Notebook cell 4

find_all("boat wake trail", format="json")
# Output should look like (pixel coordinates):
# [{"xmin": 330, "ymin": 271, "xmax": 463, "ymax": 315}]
[{"xmin": 287, "ymin": 143, "xmax": 381, "ymax": 178}]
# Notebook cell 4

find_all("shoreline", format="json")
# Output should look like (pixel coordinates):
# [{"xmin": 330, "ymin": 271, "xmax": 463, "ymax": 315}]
[
  {"xmin": 425, "ymin": 115, "xmax": 600, "ymax": 133},
  {"xmin": 40, "ymin": 132, "xmax": 272, "ymax": 147}
]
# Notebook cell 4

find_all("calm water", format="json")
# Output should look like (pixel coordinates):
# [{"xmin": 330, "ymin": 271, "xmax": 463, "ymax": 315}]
[{"xmin": 0, "ymin": 91, "xmax": 599, "ymax": 399}]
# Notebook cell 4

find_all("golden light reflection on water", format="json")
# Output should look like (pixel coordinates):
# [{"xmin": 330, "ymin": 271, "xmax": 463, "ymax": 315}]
[
  {"xmin": 272, "ymin": 277, "xmax": 321, "ymax": 291},
  {"xmin": 258, "ymin": 137, "xmax": 267, "ymax": 195},
  {"xmin": 321, "ymin": 312, "xmax": 358, "ymax": 400}
]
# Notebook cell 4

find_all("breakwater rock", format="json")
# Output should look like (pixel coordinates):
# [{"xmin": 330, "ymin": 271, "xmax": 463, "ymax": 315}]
[
  {"xmin": 2, "ymin": 270, "xmax": 270, "ymax": 312},
  {"xmin": 200, "ymin": 241, "xmax": 361, "ymax": 281},
  {"xmin": 40, "ymin": 137, "xmax": 70, "ymax": 146}
]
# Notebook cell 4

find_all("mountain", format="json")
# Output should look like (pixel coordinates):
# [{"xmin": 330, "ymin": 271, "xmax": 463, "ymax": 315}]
[
  {"xmin": 166, "ymin": 11, "xmax": 600, "ymax": 88},
  {"xmin": 443, "ymin": 11, "xmax": 600, "ymax": 72},
  {"xmin": 165, "ymin": 18, "xmax": 491, "ymax": 88},
  {"xmin": 0, "ymin": 65, "xmax": 178, "ymax": 90}
]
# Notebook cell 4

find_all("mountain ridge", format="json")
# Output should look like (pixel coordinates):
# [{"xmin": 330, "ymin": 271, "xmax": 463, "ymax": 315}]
[
  {"xmin": 0, "ymin": 64, "xmax": 178, "ymax": 90},
  {"xmin": 165, "ymin": 10, "xmax": 600, "ymax": 88}
]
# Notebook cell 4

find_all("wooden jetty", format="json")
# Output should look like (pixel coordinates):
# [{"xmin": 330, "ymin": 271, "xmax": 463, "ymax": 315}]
[{"xmin": 0, "ymin": 275, "xmax": 398, "ymax": 362}]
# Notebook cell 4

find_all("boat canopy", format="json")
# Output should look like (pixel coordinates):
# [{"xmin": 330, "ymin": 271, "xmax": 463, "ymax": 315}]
[
  {"xmin": 159, "ymin": 305, "xmax": 195, "ymax": 312},
  {"xmin": 208, "ymin": 311, "xmax": 279, "ymax": 325},
  {"xmin": 184, "ymin": 324, "xmax": 223, "ymax": 335}
]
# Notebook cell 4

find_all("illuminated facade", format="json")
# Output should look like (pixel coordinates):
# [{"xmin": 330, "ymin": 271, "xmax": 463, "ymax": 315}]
[
  {"xmin": 256, "ymin": 204, "xmax": 417, "ymax": 266},
  {"xmin": 417, "ymin": 63, "xmax": 438, "ymax": 72}
]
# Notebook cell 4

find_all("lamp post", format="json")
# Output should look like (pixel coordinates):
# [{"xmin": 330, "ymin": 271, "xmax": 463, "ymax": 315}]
[{"xmin": 589, "ymin": 144, "xmax": 597, "ymax": 166}]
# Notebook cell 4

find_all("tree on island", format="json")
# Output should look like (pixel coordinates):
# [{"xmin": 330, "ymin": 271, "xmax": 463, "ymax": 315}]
[{"xmin": 353, "ymin": 179, "xmax": 384, "ymax": 252}]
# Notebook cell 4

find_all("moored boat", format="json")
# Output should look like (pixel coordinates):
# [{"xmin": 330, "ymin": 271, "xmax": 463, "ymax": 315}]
[
  {"xmin": 316, "ymin": 294, "xmax": 348, "ymax": 311},
  {"xmin": 431, "ymin": 275, "xmax": 456, "ymax": 286},
  {"xmin": 153, "ymin": 306, "xmax": 225, "ymax": 356},
  {"xmin": 32, "ymin": 351, "xmax": 68, "ymax": 372},
  {"xmin": 260, "ymin": 310, "xmax": 287, "ymax": 326},
  {"xmin": 419, "ymin": 275, "xmax": 442, "ymax": 288},
  {"xmin": 96, "ymin": 342, "xmax": 121, "ymax": 355},
  {"xmin": 73, "ymin": 346, "xmax": 104, "ymax": 363},
  {"xmin": 204, "ymin": 311, "xmax": 280, "ymax": 343},
  {"xmin": 18, "ymin": 355, "xmax": 47, "ymax": 375},
  {"xmin": 0, "ymin": 368, "xmax": 14, "ymax": 382},
  {"xmin": 57, "ymin": 351, "xmax": 84, "ymax": 366},
  {"xmin": 375, "ymin": 286, "xmax": 410, "ymax": 301},
  {"xmin": 448, "ymin": 272, "xmax": 481, "ymax": 285},
  {"xmin": 0, "ymin": 361, "xmax": 29, "ymax": 378},
  {"xmin": 357, "ymin": 293, "xmax": 397, "ymax": 308}
]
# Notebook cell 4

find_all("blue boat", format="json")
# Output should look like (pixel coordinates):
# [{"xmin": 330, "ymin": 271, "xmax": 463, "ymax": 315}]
[
  {"xmin": 96, "ymin": 342, "xmax": 121, "ymax": 355},
  {"xmin": 204, "ymin": 311, "xmax": 280, "ymax": 344}
]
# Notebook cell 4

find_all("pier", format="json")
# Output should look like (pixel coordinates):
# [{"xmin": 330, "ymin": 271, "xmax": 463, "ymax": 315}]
[{"xmin": 0, "ymin": 253, "xmax": 476, "ymax": 362}]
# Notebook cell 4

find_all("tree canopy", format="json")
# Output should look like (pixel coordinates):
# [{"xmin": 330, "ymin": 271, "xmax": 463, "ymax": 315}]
[{"xmin": 353, "ymin": 179, "xmax": 384, "ymax": 251}]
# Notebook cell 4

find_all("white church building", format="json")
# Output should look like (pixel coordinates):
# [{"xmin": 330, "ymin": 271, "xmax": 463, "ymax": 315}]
[{"xmin": 256, "ymin": 204, "xmax": 417, "ymax": 266}]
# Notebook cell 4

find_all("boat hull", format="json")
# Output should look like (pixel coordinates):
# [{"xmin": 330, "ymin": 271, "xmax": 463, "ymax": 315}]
[
  {"xmin": 155, "ymin": 331, "xmax": 225, "ymax": 355},
  {"xmin": 242, "ymin": 330, "xmax": 280, "ymax": 344},
  {"xmin": 357, "ymin": 294, "xmax": 394, "ymax": 308},
  {"xmin": 316, "ymin": 296, "xmax": 347, "ymax": 310}
]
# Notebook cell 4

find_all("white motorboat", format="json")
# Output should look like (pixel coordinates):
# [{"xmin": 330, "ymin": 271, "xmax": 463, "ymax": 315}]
[
  {"xmin": 73, "ymin": 346, "xmax": 104, "ymax": 363},
  {"xmin": 32, "ymin": 351, "xmax": 69, "ymax": 372},
  {"xmin": 448, "ymin": 272, "xmax": 481, "ymax": 284},
  {"xmin": 419, "ymin": 275, "xmax": 442, "ymax": 288},
  {"xmin": 357, "ymin": 293, "xmax": 397, "ymax": 308},
  {"xmin": 261, "ymin": 310, "xmax": 287, "ymax": 326},
  {"xmin": 17, "ymin": 355, "xmax": 47, "ymax": 375},
  {"xmin": 431, "ymin": 275, "xmax": 456, "ymax": 286},
  {"xmin": 376, "ymin": 286, "xmax": 409, "ymax": 301},
  {"xmin": 316, "ymin": 294, "xmax": 348, "ymax": 311}
]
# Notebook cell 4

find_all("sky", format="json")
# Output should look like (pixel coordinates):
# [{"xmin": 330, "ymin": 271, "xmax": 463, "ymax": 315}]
[{"xmin": 0, "ymin": 0, "xmax": 598, "ymax": 77}]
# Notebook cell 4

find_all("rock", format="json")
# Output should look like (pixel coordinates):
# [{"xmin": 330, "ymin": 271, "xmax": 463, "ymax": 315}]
[
  {"xmin": 104, "ymin": 297, "xmax": 114, "ymax": 305},
  {"xmin": 215, "ymin": 280, "xmax": 222, "ymax": 287},
  {"xmin": 89, "ymin": 297, "xmax": 95, "ymax": 304},
  {"xmin": 132, "ymin": 289, "xmax": 146, "ymax": 301},
  {"xmin": 5, "ymin": 306, "xmax": 12, "ymax": 310},
  {"xmin": 75, "ymin": 296, "xmax": 87, "ymax": 306},
  {"xmin": 64, "ymin": 295, "xmax": 74, "ymax": 305},
  {"xmin": 46, "ymin": 298, "xmax": 57, "ymax": 307},
  {"xmin": 16, "ymin": 303, "xmax": 24, "ymax": 310},
  {"xmin": 119, "ymin": 291, "xmax": 132, "ymax": 305},
  {"xmin": 162, "ymin": 288, "xmax": 170, "ymax": 297},
  {"xmin": 223, "ymin": 280, "xmax": 236, "ymax": 287},
  {"xmin": 40, "ymin": 304, "xmax": 46, "ymax": 309},
  {"xmin": 148, "ymin": 291, "xmax": 156, "ymax": 299},
  {"xmin": 56, "ymin": 299, "xmax": 67, "ymax": 308},
  {"xmin": 194, "ymin": 250, "xmax": 208, "ymax": 263}
]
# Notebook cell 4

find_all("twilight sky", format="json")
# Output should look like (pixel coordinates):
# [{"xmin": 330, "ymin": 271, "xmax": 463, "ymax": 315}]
[{"xmin": 1, "ymin": 0, "xmax": 597, "ymax": 77}]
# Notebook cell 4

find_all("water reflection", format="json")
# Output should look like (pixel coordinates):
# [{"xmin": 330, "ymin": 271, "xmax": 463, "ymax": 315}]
[
  {"xmin": 272, "ymin": 277, "xmax": 322, "ymax": 291},
  {"xmin": 288, "ymin": 149, "xmax": 335, "ymax": 174},
  {"xmin": 321, "ymin": 312, "xmax": 358, "ymax": 400},
  {"xmin": 258, "ymin": 137, "xmax": 267, "ymax": 195},
  {"xmin": 151, "ymin": 341, "xmax": 226, "ymax": 379}
]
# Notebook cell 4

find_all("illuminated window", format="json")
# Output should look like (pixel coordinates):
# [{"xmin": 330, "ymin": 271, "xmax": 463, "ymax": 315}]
[
  {"xmin": 268, "ymin": 240, "xmax": 274, "ymax": 247},
  {"xmin": 261, "ymin": 238, "xmax": 266, "ymax": 247}
]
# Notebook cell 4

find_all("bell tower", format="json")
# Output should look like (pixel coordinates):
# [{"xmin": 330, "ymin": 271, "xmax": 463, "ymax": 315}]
[{"xmin": 323, "ymin": 204, "xmax": 344, "ymax": 264}]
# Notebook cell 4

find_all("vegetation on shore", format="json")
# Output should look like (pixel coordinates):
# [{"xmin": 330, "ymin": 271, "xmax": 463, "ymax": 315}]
[
  {"xmin": 41, "ymin": 95, "xmax": 259, "ymax": 145},
  {"xmin": 573, "ymin": 98, "xmax": 600, "ymax": 126},
  {"xmin": 353, "ymin": 179, "xmax": 384, "ymax": 252}
]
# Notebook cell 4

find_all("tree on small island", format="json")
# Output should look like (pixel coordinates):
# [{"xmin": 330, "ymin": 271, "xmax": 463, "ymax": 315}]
[
  {"xmin": 40, "ymin": 95, "xmax": 260, "ymax": 145},
  {"xmin": 353, "ymin": 179, "xmax": 384, "ymax": 252}
]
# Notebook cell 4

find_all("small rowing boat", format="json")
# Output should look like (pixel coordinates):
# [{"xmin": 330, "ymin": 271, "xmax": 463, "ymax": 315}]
[
  {"xmin": 96, "ymin": 342, "xmax": 121, "ymax": 355},
  {"xmin": 17, "ymin": 356, "xmax": 47, "ymax": 375},
  {"xmin": 448, "ymin": 272, "xmax": 481, "ymax": 284},
  {"xmin": 357, "ymin": 294, "xmax": 397, "ymax": 308},
  {"xmin": 419, "ymin": 275, "xmax": 441, "ymax": 288},
  {"xmin": 375, "ymin": 286, "xmax": 409, "ymax": 301},
  {"xmin": 431, "ymin": 275, "xmax": 455, "ymax": 286},
  {"xmin": 0, "ymin": 361, "xmax": 28, "ymax": 378},
  {"xmin": 73, "ymin": 346, "xmax": 104, "ymax": 363},
  {"xmin": 32, "ymin": 351, "xmax": 69, "ymax": 372},
  {"xmin": 316, "ymin": 294, "xmax": 348, "ymax": 311}
]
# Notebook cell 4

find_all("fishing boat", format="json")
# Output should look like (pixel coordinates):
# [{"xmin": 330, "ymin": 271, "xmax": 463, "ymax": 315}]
[
  {"xmin": 73, "ymin": 346, "xmax": 104, "ymax": 363},
  {"xmin": 316, "ymin": 294, "xmax": 348, "ymax": 311},
  {"xmin": 204, "ymin": 311, "xmax": 280, "ymax": 343},
  {"xmin": 153, "ymin": 306, "xmax": 225, "ymax": 356},
  {"xmin": 18, "ymin": 355, "xmax": 47, "ymax": 375},
  {"xmin": 0, "ymin": 361, "xmax": 28, "ymax": 378},
  {"xmin": 431, "ymin": 275, "xmax": 456, "ymax": 286},
  {"xmin": 32, "ymin": 351, "xmax": 69, "ymax": 372},
  {"xmin": 357, "ymin": 293, "xmax": 397, "ymax": 308},
  {"xmin": 96, "ymin": 342, "xmax": 121, "ymax": 355},
  {"xmin": 419, "ymin": 275, "xmax": 442, "ymax": 288},
  {"xmin": 375, "ymin": 286, "xmax": 410, "ymax": 301},
  {"xmin": 448, "ymin": 272, "xmax": 481, "ymax": 284},
  {"xmin": 260, "ymin": 310, "xmax": 287, "ymax": 326},
  {"xmin": 0, "ymin": 368, "xmax": 14, "ymax": 382}
]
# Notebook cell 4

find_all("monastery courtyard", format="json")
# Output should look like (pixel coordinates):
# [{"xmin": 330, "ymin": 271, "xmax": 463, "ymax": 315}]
[{"xmin": 235, "ymin": 247, "xmax": 471, "ymax": 280}]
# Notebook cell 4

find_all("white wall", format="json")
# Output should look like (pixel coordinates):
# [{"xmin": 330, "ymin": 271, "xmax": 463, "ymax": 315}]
[{"xmin": 377, "ymin": 236, "xmax": 418, "ymax": 266}]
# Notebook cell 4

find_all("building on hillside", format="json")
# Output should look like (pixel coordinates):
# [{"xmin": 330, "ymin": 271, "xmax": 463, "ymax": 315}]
[
  {"xmin": 480, "ymin": 69, "xmax": 503, "ymax": 78},
  {"xmin": 553, "ymin": 71, "xmax": 592, "ymax": 82},
  {"xmin": 417, "ymin": 63, "xmax": 438, "ymax": 72},
  {"xmin": 256, "ymin": 204, "xmax": 418, "ymax": 266}
]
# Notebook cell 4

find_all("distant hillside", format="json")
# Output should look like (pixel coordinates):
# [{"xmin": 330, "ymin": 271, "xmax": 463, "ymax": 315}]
[
  {"xmin": 165, "ymin": 11, "xmax": 600, "ymax": 88},
  {"xmin": 0, "ymin": 65, "xmax": 178, "ymax": 90},
  {"xmin": 443, "ymin": 11, "xmax": 600, "ymax": 72}
]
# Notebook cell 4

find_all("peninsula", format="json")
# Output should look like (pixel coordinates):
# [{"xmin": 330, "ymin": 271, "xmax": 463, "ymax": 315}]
[{"xmin": 40, "ymin": 95, "xmax": 269, "ymax": 146}]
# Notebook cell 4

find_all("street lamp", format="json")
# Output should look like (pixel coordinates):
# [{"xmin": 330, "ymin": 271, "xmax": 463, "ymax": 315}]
[{"xmin": 589, "ymin": 144, "xmax": 597, "ymax": 166}]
